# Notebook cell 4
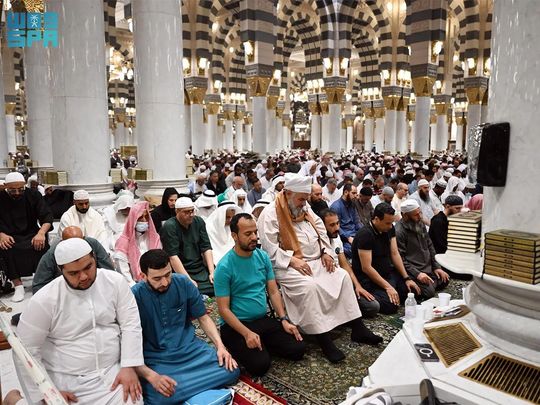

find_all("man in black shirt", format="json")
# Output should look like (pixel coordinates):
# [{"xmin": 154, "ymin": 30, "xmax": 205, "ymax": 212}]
[
  {"xmin": 309, "ymin": 184, "xmax": 328, "ymax": 219},
  {"xmin": 429, "ymin": 195, "xmax": 464, "ymax": 254},
  {"xmin": 351, "ymin": 203, "xmax": 420, "ymax": 314}
]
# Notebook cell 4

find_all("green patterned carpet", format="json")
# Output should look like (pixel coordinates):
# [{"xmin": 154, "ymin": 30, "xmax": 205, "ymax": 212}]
[{"xmin": 200, "ymin": 279, "xmax": 470, "ymax": 405}]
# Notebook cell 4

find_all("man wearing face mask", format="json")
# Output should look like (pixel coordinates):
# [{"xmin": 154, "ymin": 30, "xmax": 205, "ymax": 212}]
[
  {"xmin": 58, "ymin": 189, "xmax": 109, "ymax": 252},
  {"xmin": 114, "ymin": 201, "xmax": 162, "ymax": 286},
  {"xmin": 0, "ymin": 172, "xmax": 53, "ymax": 302}
]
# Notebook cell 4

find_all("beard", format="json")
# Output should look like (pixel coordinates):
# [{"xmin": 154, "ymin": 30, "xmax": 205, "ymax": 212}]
[
  {"xmin": 76, "ymin": 207, "xmax": 89, "ymax": 214},
  {"xmin": 147, "ymin": 281, "xmax": 170, "ymax": 294},
  {"xmin": 418, "ymin": 189, "xmax": 429, "ymax": 202},
  {"xmin": 288, "ymin": 198, "xmax": 303, "ymax": 217},
  {"xmin": 328, "ymin": 231, "xmax": 339, "ymax": 239},
  {"xmin": 238, "ymin": 240, "xmax": 257, "ymax": 252},
  {"xmin": 62, "ymin": 275, "xmax": 95, "ymax": 291}
]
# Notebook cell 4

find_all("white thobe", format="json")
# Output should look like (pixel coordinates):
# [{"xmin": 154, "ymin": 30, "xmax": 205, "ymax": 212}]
[
  {"xmin": 101, "ymin": 205, "xmax": 128, "ymax": 251},
  {"xmin": 322, "ymin": 186, "xmax": 343, "ymax": 205},
  {"xmin": 59, "ymin": 206, "xmax": 110, "ymax": 252},
  {"xmin": 16, "ymin": 269, "xmax": 144, "ymax": 404},
  {"xmin": 257, "ymin": 203, "xmax": 361, "ymax": 334},
  {"xmin": 113, "ymin": 232, "xmax": 149, "ymax": 286}
]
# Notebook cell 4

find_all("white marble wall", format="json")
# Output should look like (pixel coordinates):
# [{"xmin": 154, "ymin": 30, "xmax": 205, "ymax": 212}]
[{"xmin": 483, "ymin": 1, "xmax": 540, "ymax": 234}]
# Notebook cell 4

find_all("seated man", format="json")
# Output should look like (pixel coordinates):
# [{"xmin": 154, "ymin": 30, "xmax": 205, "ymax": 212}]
[
  {"xmin": 395, "ymin": 200, "xmax": 450, "ymax": 299},
  {"xmin": 32, "ymin": 225, "xmax": 114, "ymax": 294},
  {"xmin": 58, "ymin": 189, "xmax": 109, "ymax": 250},
  {"xmin": 330, "ymin": 184, "xmax": 362, "ymax": 258},
  {"xmin": 215, "ymin": 214, "xmax": 306, "ymax": 376},
  {"xmin": 160, "ymin": 197, "xmax": 215, "ymax": 295},
  {"xmin": 355, "ymin": 186, "xmax": 374, "ymax": 228},
  {"xmin": 409, "ymin": 179, "xmax": 439, "ymax": 226},
  {"xmin": 247, "ymin": 177, "xmax": 265, "ymax": 206},
  {"xmin": 258, "ymin": 174, "xmax": 381, "ymax": 364},
  {"xmin": 429, "ymin": 195, "xmax": 463, "ymax": 254},
  {"xmin": 351, "ymin": 203, "xmax": 420, "ymax": 314},
  {"xmin": 133, "ymin": 249, "xmax": 239, "ymax": 403},
  {"xmin": 0, "ymin": 172, "xmax": 53, "ymax": 302},
  {"xmin": 370, "ymin": 186, "xmax": 394, "ymax": 208},
  {"xmin": 309, "ymin": 184, "xmax": 328, "ymax": 219},
  {"xmin": 16, "ymin": 238, "xmax": 143, "ymax": 405},
  {"xmin": 320, "ymin": 209, "xmax": 380, "ymax": 318}
]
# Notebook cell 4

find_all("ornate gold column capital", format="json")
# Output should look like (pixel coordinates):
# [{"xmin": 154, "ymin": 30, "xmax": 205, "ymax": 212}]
[
  {"xmin": 412, "ymin": 76, "xmax": 436, "ymax": 97},
  {"xmin": 464, "ymin": 76, "xmax": 489, "ymax": 105},
  {"xmin": 186, "ymin": 87, "xmax": 207, "ymax": 105},
  {"xmin": 206, "ymin": 103, "xmax": 220, "ymax": 115},
  {"xmin": 247, "ymin": 76, "xmax": 272, "ymax": 97},
  {"xmin": 5, "ymin": 102, "xmax": 16, "ymax": 115},
  {"xmin": 323, "ymin": 87, "xmax": 345, "ymax": 105},
  {"xmin": 435, "ymin": 103, "xmax": 449, "ymax": 115},
  {"xmin": 455, "ymin": 116, "xmax": 467, "ymax": 126},
  {"xmin": 373, "ymin": 107, "xmax": 385, "ymax": 119}
]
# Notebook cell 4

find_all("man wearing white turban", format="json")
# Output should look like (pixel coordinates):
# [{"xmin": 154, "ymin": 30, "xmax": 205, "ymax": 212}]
[
  {"xmin": 101, "ymin": 193, "xmax": 135, "ymax": 251},
  {"xmin": 0, "ymin": 172, "xmax": 54, "ymax": 302},
  {"xmin": 261, "ymin": 174, "xmax": 285, "ymax": 202},
  {"xmin": 58, "ymin": 189, "xmax": 109, "ymax": 251},
  {"xmin": 15, "ymin": 238, "xmax": 144, "ymax": 405},
  {"xmin": 205, "ymin": 202, "xmax": 242, "ymax": 264},
  {"xmin": 257, "ymin": 174, "xmax": 382, "ymax": 364}
]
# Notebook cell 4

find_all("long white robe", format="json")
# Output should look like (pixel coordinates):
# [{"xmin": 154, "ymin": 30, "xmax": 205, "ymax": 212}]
[
  {"xmin": 15, "ymin": 269, "xmax": 144, "ymax": 404},
  {"xmin": 257, "ymin": 203, "xmax": 361, "ymax": 334},
  {"xmin": 58, "ymin": 206, "xmax": 109, "ymax": 252}
]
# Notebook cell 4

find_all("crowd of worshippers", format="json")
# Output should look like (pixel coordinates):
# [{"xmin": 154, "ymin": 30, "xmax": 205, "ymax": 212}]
[{"xmin": 0, "ymin": 150, "xmax": 484, "ymax": 404}]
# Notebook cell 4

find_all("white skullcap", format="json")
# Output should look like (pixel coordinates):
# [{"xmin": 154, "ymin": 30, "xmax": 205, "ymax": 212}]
[
  {"xmin": 405, "ymin": 170, "xmax": 414, "ymax": 175},
  {"xmin": 413, "ymin": 163, "xmax": 420, "ymax": 168},
  {"xmin": 5, "ymin": 172, "xmax": 25, "ymax": 184},
  {"xmin": 284, "ymin": 174, "xmax": 312, "ymax": 194},
  {"xmin": 436, "ymin": 179, "xmax": 448, "ymax": 188},
  {"xmin": 401, "ymin": 199, "xmax": 420, "ymax": 214},
  {"xmin": 382, "ymin": 186, "xmax": 395, "ymax": 196},
  {"xmin": 199, "ymin": 165, "xmax": 206, "ymax": 171},
  {"xmin": 54, "ymin": 238, "xmax": 92, "ymax": 266},
  {"xmin": 457, "ymin": 164, "xmax": 467, "ymax": 172},
  {"xmin": 443, "ymin": 171, "xmax": 452, "ymax": 178},
  {"xmin": 0, "ymin": 180, "xmax": 4, "ymax": 185},
  {"xmin": 175, "ymin": 197, "xmax": 195, "ymax": 209},
  {"xmin": 417, "ymin": 179, "xmax": 430, "ymax": 187},
  {"xmin": 73, "ymin": 189, "xmax": 90, "ymax": 201}
]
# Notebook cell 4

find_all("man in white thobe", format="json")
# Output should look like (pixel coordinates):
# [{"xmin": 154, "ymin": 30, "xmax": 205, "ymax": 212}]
[
  {"xmin": 15, "ymin": 238, "xmax": 144, "ymax": 405},
  {"xmin": 58, "ymin": 189, "xmax": 109, "ymax": 252},
  {"xmin": 257, "ymin": 175, "xmax": 382, "ymax": 363}
]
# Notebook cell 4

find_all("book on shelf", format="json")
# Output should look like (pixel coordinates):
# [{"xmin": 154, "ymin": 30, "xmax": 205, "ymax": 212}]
[
  {"xmin": 485, "ymin": 229, "xmax": 540, "ymax": 246},
  {"xmin": 485, "ymin": 239, "xmax": 540, "ymax": 252},
  {"xmin": 484, "ymin": 267, "xmax": 539, "ymax": 284},
  {"xmin": 485, "ymin": 249, "xmax": 540, "ymax": 265},
  {"xmin": 447, "ymin": 211, "xmax": 482, "ymax": 224},
  {"xmin": 447, "ymin": 232, "xmax": 480, "ymax": 241},
  {"xmin": 447, "ymin": 245, "xmax": 480, "ymax": 253},
  {"xmin": 483, "ymin": 263, "xmax": 538, "ymax": 277},
  {"xmin": 485, "ymin": 244, "xmax": 540, "ymax": 258}
]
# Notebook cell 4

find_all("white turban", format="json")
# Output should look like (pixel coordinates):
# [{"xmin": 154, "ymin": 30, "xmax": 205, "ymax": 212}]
[
  {"xmin": 401, "ymin": 199, "xmax": 420, "ymax": 214},
  {"xmin": 54, "ymin": 238, "xmax": 92, "ymax": 266},
  {"xmin": 114, "ymin": 194, "xmax": 134, "ymax": 212},
  {"xmin": 457, "ymin": 164, "xmax": 467, "ymax": 172},
  {"xmin": 284, "ymin": 174, "xmax": 312, "ymax": 194},
  {"xmin": 195, "ymin": 190, "xmax": 218, "ymax": 208},
  {"xmin": 73, "ymin": 189, "xmax": 90, "ymax": 201},
  {"xmin": 5, "ymin": 172, "xmax": 25, "ymax": 184},
  {"xmin": 417, "ymin": 179, "xmax": 430, "ymax": 188},
  {"xmin": 175, "ymin": 197, "xmax": 195, "ymax": 209}
]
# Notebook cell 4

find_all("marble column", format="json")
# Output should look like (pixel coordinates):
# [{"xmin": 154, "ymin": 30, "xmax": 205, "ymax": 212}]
[
  {"xmin": 435, "ymin": 114, "xmax": 448, "ymax": 151},
  {"xmin": 275, "ymin": 116, "xmax": 283, "ymax": 152},
  {"xmin": 455, "ymin": 116, "xmax": 465, "ymax": 152},
  {"xmin": 384, "ymin": 109, "xmax": 397, "ymax": 153},
  {"xmin": 244, "ymin": 122, "xmax": 252, "ymax": 151},
  {"xmin": 206, "ymin": 113, "xmax": 217, "ymax": 151},
  {"xmin": 0, "ymin": 48, "xmax": 8, "ymax": 169},
  {"xmin": 374, "ymin": 107, "xmax": 385, "ymax": 153},
  {"xmin": 114, "ymin": 124, "xmax": 126, "ymax": 148},
  {"xmin": 310, "ymin": 114, "xmax": 321, "ymax": 150},
  {"xmin": 320, "ymin": 111, "xmax": 330, "ymax": 152},
  {"xmin": 252, "ymin": 97, "xmax": 267, "ymax": 153},
  {"xmin": 429, "ymin": 121, "xmax": 436, "ymax": 151},
  {"xmin": 5, "ymin": 108, "xmax": 16, "ymax": 154},
  {"xmin": 464, "ymin": 1, "xmax": 540, "ymax": 363},
  {"xmin": 224, "ymin": 119, "xmax": 233, "ymax": 152},
  {"xmin": 339, "ymin": 126, "xmax": 346, "ymax": 151},
  {"xmin": 190, "ymin": 104, "xmax": 205, "ymax": 155},
  {"xmin": 282, "ymin": 125, "xmax": 289, "ymax": 150},
  {"xmin": 327, "ymin": 104, "xmax": 341, "ymax": 153},
  {"xmin": 109, "ymin": 130, "xmax": 115, "ymax": 150},
  {"xmin": 410, "ymin": 121, "xmax": 416, "ymax": 153},
  {"xmin": 132, "ymin": 0, "xmax": 187, "ymax": 198},
  {"xmin": 396, "ymin": 110, "xmax": 407, "ymax": 153},
  {"xmin": 235, "ymin": 119, "xmax": 243, "ymax": 151},
  {"xmin": 24, "ymin": 44, "xmax": 53, "ymax": 168},
  {"xmin": 346, "ymin": 125, "xmax": 353, "ymax": 151},
  {"xmin": 481, "ymin": 103, "xmax": 488, "ymax": 123},
  {"xmin": 413, "ymin": 96, "xmax": 431, "ymax": 157},
  {"xmin": 466, "ymin": 104, "xmax": 481, "ymax": 150},
  {"xmin": 183, "ymin": 104, "xmax": 192, "ymax": 151},
  {"xmin": 48, "ymin": 0, "xmax": 114, "ymax": 205},
  {"xmin": 266, "ymin": 113, "xmax": 276, "ymax": 153},
  {"xmin": 364, "ymin": 118, "xmax": 374, "ymax": 152},
  {"xmin": 131, "ymin": 126, "xmax": 138, "ymax": 146}
]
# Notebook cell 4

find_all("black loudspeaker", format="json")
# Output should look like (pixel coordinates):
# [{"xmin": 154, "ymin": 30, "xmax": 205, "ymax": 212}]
[{"xmin": 476, "ymin": 122, "xmax": 510, "ymax": 187}]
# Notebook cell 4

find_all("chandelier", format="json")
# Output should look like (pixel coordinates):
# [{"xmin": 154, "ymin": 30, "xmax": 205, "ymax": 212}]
[{"xmin": 109, "ymin": 48, "xmax": 133, "ymax": 82}]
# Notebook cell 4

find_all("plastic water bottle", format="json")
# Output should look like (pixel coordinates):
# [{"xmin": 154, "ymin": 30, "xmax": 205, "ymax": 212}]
[{"xmin": 404, "ymin": 292, "xmax": 417, "ymax": 320}]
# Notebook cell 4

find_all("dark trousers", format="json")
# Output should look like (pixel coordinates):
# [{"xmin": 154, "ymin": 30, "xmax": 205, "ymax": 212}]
[
  {"xmin": 414, "ymin": 272, "xmax": 449, "ymax": 299},
  {"xmin": 220, "ymin": 316, "xmax": 306, "ymax": 376},
  {"xmin": 362, "ymin": 271, "xmax": 409, "ymax": 315}
]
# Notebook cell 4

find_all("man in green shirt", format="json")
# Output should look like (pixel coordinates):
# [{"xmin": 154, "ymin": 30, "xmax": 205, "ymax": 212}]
[
  {"xmin": 159, "ymin": 197, "xmax": 215, "ymax": 295},
  {"xmin": 214, "ymin": 213, "xmax": 306, "ymax": 376}
]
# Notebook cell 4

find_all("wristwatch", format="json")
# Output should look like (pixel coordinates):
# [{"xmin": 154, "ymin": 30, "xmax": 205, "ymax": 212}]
[
  {"xmin": 278, "ymin": 315, "xmax": 291, "ymax": 323},
  {"xmin": 403, "ymin": 276, "xmax": 412, "ymax": 281}
]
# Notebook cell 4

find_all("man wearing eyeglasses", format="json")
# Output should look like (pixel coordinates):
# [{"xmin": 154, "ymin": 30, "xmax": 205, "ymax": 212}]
[{"xmin": 0, "ymin": 172, "xmax": 53, "ymax": 302}]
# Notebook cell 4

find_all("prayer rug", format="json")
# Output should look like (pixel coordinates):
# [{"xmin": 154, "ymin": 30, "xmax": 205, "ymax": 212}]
[{"xmin": 233, "ymin": 375, "xmax": 287, "ymax": 405}]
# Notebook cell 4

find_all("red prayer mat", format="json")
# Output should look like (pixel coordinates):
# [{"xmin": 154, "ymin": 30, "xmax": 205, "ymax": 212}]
[{"xmin": 233, "ymin": 375, "xmax": 287, "ymax": 405}]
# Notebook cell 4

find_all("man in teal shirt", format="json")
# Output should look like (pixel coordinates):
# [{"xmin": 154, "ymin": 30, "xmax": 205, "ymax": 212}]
[{"xmin": 214, "ymin": 213, "xmax": 306, "ymax": 376}]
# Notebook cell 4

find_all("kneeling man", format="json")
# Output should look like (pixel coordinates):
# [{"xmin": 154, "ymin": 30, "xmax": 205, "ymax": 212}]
[
  {"xmin": 257, "ymin": 175, "xmax": 382, "ymax": 363},
  {"xmin": 215, "ymin": 213, "xmax": 306, "ymax": 376},
  {"xmin": 16, "ymin": 238, "xmax": 144, "ymax": 405},
  {"xmin": 132, "ymin": 249, "xmax": 239, "ymax": 403}
]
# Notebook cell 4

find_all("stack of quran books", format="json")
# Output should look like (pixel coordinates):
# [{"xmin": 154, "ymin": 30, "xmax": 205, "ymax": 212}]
[
  {"xmin": 446, "ymin": 211, "xmax": 482, "ymax": 253},
  {"xmin": 484, "ymin": 230, "xmax": 540, "ymax": 285},
  {"xmin": 110, "ymin": 168, "xmax": 123, "ymax": 183}
]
